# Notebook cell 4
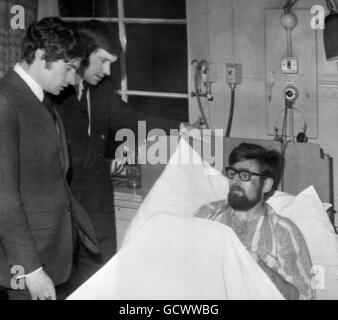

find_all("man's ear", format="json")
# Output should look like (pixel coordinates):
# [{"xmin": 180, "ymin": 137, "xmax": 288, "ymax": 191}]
[
  {"xmin": 74, "ymin": 72, "xmax": 82, "ymax": 86},
  {"xmin": 263, "ymin": 177, "xmax": 273, "ymax": 194},
  {"xmin": 35, "ymin": 49, "xmax": 46, "ymax": 63}
]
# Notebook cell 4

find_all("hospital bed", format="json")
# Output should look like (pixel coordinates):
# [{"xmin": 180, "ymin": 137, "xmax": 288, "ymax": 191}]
[{"xmin": 68, "ymin": 134, "xmax": 338, "ymax": 300}]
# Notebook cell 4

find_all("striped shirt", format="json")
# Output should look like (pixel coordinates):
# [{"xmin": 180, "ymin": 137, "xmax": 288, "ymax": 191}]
[{"xmin": 195, "ymin": 199, "xmax": 315, "ymax": 300}]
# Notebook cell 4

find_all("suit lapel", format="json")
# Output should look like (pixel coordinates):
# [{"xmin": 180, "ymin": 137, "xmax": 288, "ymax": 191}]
[
  {"xmin": 2, "ymin": 69, "xmax": 63, "ymax": 149},
  {"xmin": 81, "ymin": 86, "xmax": 96, "ymax": 171},
  {"xmin": 81, "ymin": 84, "xmax": 110, "ymax": 171},
  {"xmin": 54, "ymin": 108, "xmax": 70, "ymax": 175}
]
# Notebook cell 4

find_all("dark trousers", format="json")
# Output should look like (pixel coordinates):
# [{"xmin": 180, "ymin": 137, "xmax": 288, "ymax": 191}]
[
  {"xmin": 65, "ymin": 242, "xmax": 103, "ymax": 296},
  {"xmin": 65, "ymin": 213, "xmax": 117, "ymax": 296}
]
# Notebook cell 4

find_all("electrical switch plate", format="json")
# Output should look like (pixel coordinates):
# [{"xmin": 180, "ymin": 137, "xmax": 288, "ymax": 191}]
[
  {"xmin": 225, "ymin": 63, "xmax": 242, "ymax": 85},
  {"xmin": 281, "ymin": 57, "xmax": 298, "ymax": 74}
]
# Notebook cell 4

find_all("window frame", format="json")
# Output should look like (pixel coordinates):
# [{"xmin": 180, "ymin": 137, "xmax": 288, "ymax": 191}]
[{"xmin": 61, "ymin": 0, "xmax": 189, "ymax": 103}]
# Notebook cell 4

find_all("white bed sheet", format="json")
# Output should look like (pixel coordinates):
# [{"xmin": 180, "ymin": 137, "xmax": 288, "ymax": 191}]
[
  {"xmin": 123, "ymin": 135, "xmax": 338, "ymax": 299},
  {"xmin": 68, "ymin": 213, "xmax": 283, "ymax": 300}
]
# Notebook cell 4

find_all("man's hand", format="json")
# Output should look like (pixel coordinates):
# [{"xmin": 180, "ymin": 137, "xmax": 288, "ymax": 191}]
[
  {"xmin": 110, "ymin": 158, "xmax": 126, "ymax": 177},
  {"xmin": 25, "ymin": 269, "xmax": 56, "ymax": 300}
]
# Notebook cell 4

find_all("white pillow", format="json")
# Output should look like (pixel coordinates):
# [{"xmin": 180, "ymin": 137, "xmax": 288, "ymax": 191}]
[
  {"xmin": 268, "ymin": 190, "xmax": 332, "ymax": 213},
  {"xmin": 268, "ymin": 186, "xmax": 338, "ymax": 299},
  {"xmin": 268, "ymin": 186, "xmax": 338, "ymax": 264},
  {"xmin": 267, "ymin": 191, "xmax": 296, "ymax": 212}
]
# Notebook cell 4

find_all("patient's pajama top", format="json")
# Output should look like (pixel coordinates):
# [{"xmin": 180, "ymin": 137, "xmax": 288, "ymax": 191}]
[{"xmin": 195, "ymin": 200, "xmax": 315, "ymax": 300}]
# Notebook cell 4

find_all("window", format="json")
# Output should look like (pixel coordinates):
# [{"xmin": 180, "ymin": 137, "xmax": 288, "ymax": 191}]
[
  {"xmin": 59, "ymin": 0, "xmax": 188, "ymax": 133},
  {"xmin": 60, "ymin": 0, "xmax": 117, "ymax": 17}
]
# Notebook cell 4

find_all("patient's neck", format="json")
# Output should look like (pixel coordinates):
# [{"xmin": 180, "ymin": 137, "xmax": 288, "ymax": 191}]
[{"xmin": 233, "ymin": 202, "xmax": 266, "ymax": 223}]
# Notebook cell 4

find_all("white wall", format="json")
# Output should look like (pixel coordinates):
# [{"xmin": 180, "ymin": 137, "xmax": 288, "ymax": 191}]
[{"xmin": 187, "ymin": 0, "xmax": 338, "ymax": 215}]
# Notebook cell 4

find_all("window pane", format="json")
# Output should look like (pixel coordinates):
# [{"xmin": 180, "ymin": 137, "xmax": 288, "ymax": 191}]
[
  {"xmin": 124, "ymin": 0, "xmax": 186, "ymax": 19},
  {"xmin": 126, "ymin": 24, "xmax": 187, "ymax": 93},
  {"xmin": 59, "ymin": 0, "xmax": 118, "ymax": 17},
  {"xmin": 128, "ymin": 96, "xmax": 188, "ymax": 133},
  {"xmin": 106, "ymin": 96, "xmax": 187, "ymax": 158},
  {"xmin": 101, "ymin": 23, "xmax": 121, "ymax": 89}
]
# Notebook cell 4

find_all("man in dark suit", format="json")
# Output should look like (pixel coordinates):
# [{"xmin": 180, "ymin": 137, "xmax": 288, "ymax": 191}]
[
  {"xmin": 0, "ymin": 17, "xmax": 99, "ymax": 300},
  {"xmin": 54, "ymin": 20, "xmax": 142, "ymax": 291}
]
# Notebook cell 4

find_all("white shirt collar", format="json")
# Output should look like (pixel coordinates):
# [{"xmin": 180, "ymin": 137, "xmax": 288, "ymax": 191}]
[
  {"xmin": 13, "ymin": 63, "xmax": 44, "ymax": 102},
  {"xmin": 77, "ymin": 79, "xmax": 84, "ymax": 100}
]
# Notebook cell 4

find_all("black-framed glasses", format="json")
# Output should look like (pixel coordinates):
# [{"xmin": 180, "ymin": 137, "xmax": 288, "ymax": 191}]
[{"xmin": 225, "ymin": 167, "xmax": 267, "ymax": 182}]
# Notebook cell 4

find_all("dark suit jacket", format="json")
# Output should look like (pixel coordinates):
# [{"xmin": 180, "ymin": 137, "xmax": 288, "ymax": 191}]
[
  {"xmin": 56, "ymin": 77, "xmax": 138, "ymax": 181},
  {"xmin": 54, "ymin": 76, "xmax": 180, "ymax": 258},
  {"xmin": 0, "ymin": 69, "xmax": 99, "ymax": 288},
  {"xmin": 54, "ymin": 77, "xmax": 141, "ymax": 255}
]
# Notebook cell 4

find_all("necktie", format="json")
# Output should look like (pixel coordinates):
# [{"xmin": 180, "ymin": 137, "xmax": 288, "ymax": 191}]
[
  {"xmin": 79, "ymin": 81, "xmax": 89, "ymax": 122},
  {"xmin": 42, "ymin": 94, "xmax": 58, "ymax": 127}
]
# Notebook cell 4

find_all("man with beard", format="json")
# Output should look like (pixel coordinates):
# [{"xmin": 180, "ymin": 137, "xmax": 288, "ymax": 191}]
[{"xmin": 195, "ymin": 143, "xmax": 314, "ymax": 300}]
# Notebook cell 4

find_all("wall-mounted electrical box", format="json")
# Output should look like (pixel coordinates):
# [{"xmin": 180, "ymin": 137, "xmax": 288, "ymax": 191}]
[
  {"xmin": 265, "ymin": 8, "xmax": 318, "ymax": 138},
  {"xmin": 225, "ymin": 63, "xmax": 242, "ymax": 85},
  {"xmin": 281, "ymin": 57, "xmax": 298, "ymax": 74}
]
